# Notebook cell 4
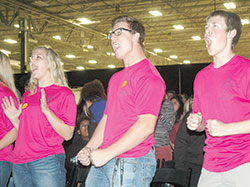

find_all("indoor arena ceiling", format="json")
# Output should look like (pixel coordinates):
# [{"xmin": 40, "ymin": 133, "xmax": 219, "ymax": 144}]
[{"xmin": 0, "ymin": 0, "xmax": 250, "ymax": 73}]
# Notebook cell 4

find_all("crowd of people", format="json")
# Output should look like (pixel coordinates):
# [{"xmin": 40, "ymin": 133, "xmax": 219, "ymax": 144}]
[{"xmin": 0, "ymin": 9, "xmax": 249, "ymax": 187}]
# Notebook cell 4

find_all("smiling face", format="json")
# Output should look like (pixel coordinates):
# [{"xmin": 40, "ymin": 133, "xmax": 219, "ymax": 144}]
[
  {"xmin": 204, "ymin": 15, "xmax": 234, "ymax": 58},
  {"xmin": 110, "ymin": 21, "xmax": 135, "ymax": 61},
  {"xmin": 30, "ymin": 48, "xmax": 51, "ymax": 85}
]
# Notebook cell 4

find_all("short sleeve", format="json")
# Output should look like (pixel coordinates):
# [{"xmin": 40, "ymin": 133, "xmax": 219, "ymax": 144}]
[
  {"xmin": 135, "ymin": 75, "xmax": 165, "ymax": 116},
  {"xmin": 59, "ymin": 92, "xmax": 77, "ymax": 127}
]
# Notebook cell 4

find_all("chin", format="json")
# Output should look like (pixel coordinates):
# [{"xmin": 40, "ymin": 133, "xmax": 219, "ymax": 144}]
[
  {"xmin": 31, "ymin": 74, "xmax": 38, "ymax": 79},
  {"xmin": 115, "ymin": 54, "xmax": 123, "ymax": 60},
  {"xmin": 207, "ymin": 49, "xmax": 215, "ymax": 56}
]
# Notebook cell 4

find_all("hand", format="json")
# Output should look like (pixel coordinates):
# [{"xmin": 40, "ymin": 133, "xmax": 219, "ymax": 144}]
[
  {"xmin": 187, "ymin": 112, "xmax": 202, "ymax": 131},
  {"xmin": 90, "ymin": 148, "xmax": 111, "ymax": 167},
  {"xmin": 40, "ymin": 89, "xmax": 50, "ymax": 114},
  {"xmin": 77, "ymin": 147, "xmax": 91, "ymax": 166},
  {"xmin": 1, "ymin": 96, "xmax": 21, "ymax": 121},
  {"xmin": 206, "ymin": 119, "xmax": 226, "ymax": 137}
]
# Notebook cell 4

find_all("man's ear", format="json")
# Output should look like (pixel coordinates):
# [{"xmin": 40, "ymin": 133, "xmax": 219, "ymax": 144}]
[
  {"xmin": 133, "ymin": 32, "xmax": 140, "ymax": 44},
  {"xmin": 228, "ymin": 29, "xmax": 237, "ymax": 39}
]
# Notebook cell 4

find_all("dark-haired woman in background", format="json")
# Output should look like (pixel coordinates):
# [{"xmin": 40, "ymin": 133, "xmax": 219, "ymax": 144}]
[{"xmin": 169, "ymin": 95, "xmax": 184, "ymax": 149}]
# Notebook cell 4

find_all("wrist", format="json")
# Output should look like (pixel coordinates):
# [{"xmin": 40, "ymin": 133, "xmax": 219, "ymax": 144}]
[{"xmin": 10, "ymin": 117, "xmax": 19, "ymax": 124}]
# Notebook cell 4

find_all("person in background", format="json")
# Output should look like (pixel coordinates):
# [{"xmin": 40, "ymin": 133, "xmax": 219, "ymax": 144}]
[
  {"xmin": 169, "ymin": 95, "xmax": 184, "ymax": 149},
  {"xmin": 166, "ymin": 90, "xmax": 176, "ymax": 100},
  {"xmin": 187, "ymin": 10, "xmax": 250, "ymax": 187},
  {"xmin": 80, "ymin": 79, "xmax": 106, "ymax": 138},
  {"xmin": 0, "ymin": 52, "xmax": 18, "ymax": 187},
  {"xmin": 2, "ymin": 46, "xmax": 76, "ymax": 187},
  {"xmin": 65, "ymin": 115, "xmax": 90, "ymax": 187},
  {"xmin": 154, "ymin": 98, "xmax": 175, "ymax": 165},
  {"xmin": 174, "ymin": 97, "xmax": 206, "ymax": 187},
  {"xmin": 180, "ymin": 93, "xmax": 189, "ymax": 105},
  {"xmin": 77, "ymin": 15, "xmax": 165, "ymax": 186}
]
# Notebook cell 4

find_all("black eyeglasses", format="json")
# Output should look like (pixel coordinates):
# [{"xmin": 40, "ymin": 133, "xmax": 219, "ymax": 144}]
[{"xmin": 107, "ymin": 28, "xmax": 133, "ymax": 40}]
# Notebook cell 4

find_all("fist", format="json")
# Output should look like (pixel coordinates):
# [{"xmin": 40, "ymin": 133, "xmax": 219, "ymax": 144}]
[{"xmin": 187, "ymin": 112, "xmax": 202, "ymax": 131}]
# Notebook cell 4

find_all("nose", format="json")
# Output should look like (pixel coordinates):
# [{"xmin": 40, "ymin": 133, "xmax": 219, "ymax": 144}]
[
  {"xmin": 110, "ymin": 34, "xmax": 116, "ymax": 41},
  {"xmin": 204, "ymin": 29, "xmax": 210, "ymax": 38},
  {"xmin": 205, "ymin": 26, "xmax": 212, "ymax": 36},
  {"xmin": 29, "ymin": 56, "xmax": 37, "ymax": 65}
]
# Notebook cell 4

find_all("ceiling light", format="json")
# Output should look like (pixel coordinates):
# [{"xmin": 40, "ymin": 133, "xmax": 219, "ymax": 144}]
[
  {"xmin": 224, "ymin": 2, "xmax": 236, "ymax": 9},
  {"xmin": 192, "ymin": 36, "xmax": 201, "ymax": 40},
  {"xmin": 28, "ymin": 38, "xmax": 38, "ymax": 43},
  {"xmin": 4, "ymin": 39, "xmax": 17, "ymax": 44},
  {"xmin": 153, "ymin": 48, "xmax": 163, "ymax": 53},
  {"xmin": 77, "ymin": 18, "xmax": 94, "ymax": 24},
  {"xmin": 149, "ymin": 10, "xmax": 162, "ymax": 17},
  {"xmin": 0, "ymin": 49, "xmax": 11, "ymax": 55},
  {"xmin": 52, "ymin": 35, "xmax": 61, "ymax": 40},
  {"xmin": 108, "ymin": 65, "xmax": 116, "ymax": 68},
  {"xmin": 14, "ymin": 24, "xmax": 19, "ymax": 28},
  {"xmin": 241, "ymin": 19, "xmax": 249, "ymax": 25},
  {"xmin": 107, "ymin": 52, "xmax": 115, "ymax": 56},
  {"xmin": 10, "ymin": 59, "xmax": 19, "ymax": 66},
  {"xmin": 76, "ymin": 66, "xmax": 85, "ymax": 70},
  {"xmin": 88, "ymin": 60, "xmax": 97, "ymax": 64},
  {"xmin": 183, "ymin": 60, "xmax": 191, "ymax": 64},
  {"xmin": 66, "ymin": 54, "xmax": 76, "ymax": 58},
  {"xmin": 87, "ymin": 45, "xmax": 93, "ymax": 49},
  {"xmin": 173, "ymin": 25, "xmax": 184, "ymax": 30},
  {"xmin": 170, "ymin": 55, "xmax": 178, "ymax": 59}
]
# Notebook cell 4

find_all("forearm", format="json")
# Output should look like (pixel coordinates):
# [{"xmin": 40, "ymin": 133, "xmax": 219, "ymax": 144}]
[
  {"xmin": 86, "ymin": 115, "xmax": 107, "ymax": 150},
  {"xmin": 104, "ymin": 114, "xmax": 157, "ymax": 159},
  {"xmin": 0, "ymin": 128, "xmax": 17, "ymax": 150},
  {"xmin": 223, "ymin": 119, "xmax": 250, "ymax": 136},
  {"xmin": 9, "ymin": 118, "xmax": 19, "ymax": 130},
  {"xmin": 43, "ymin": 109, "xmax": 74, "ymax": 141}
]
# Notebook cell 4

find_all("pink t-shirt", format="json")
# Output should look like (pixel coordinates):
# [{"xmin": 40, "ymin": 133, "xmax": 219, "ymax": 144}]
[
  {"xmin": 193, "ymin": 55, "xmax": 250, "ymax": 172},
  {"xmin": 0, "ymin": 83, "xmax": 18, "ymax": 162},
  {"xmin": 101, "ymin": 59, "xmax": 166, "ymax": 158},
  {"xmin": 13, "ymin": 84, "xmax": 76, "ymax": 164}
]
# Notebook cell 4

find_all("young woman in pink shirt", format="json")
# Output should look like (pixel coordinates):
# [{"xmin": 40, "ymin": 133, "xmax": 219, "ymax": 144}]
[{"xmin": 2, "ymin": 46, "xmax": 76, "ymax": 187}]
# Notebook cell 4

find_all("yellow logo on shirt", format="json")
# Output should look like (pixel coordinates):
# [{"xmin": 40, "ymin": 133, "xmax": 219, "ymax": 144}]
[
  {"xmin": 121, "ymin": 81, "xmax": 127, "ymax": 87},
  {"xmin": 22, "ymin": 103, "xmax": 28, "ymax": 109}
]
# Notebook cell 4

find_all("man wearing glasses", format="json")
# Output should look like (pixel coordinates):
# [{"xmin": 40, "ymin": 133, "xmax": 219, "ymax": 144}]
[{"xmin": 78, "ymin": 15, "xmax": 165, "ymax": 186}]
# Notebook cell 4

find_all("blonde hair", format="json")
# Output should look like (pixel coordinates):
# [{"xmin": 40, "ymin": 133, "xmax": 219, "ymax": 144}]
[
  {"xmin": 183, "ymin": 96, "xmax": 193, "ymax": 115},
  {"xmin": 0, "ymin": 51, "xmax": 18, "ymax": 97},
  {"xmin": 26, "ymin": 46, "xmax": 68, "ymax": 93}
]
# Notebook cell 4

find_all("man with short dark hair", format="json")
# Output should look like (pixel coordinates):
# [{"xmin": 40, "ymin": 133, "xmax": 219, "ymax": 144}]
[
  {"xmin": 187, "ymin": 10, "xmax": 250, "ymax": 186},
  {"xmin": 78, "ymin": 15, "xmax": 165, "ymax": 186}
]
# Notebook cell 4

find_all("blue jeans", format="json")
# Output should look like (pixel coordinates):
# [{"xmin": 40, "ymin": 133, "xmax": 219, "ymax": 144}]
[
  {"xmin": 86, "ymin": 148, "xmax": 156, "ymax": 187},
  {"xmin": 13, "ymin": 153, "xmax": 66, "ymax": 187},
  {"xmin": 0, "ymin": 161, "xmax": 12, "ymax": 187}
]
